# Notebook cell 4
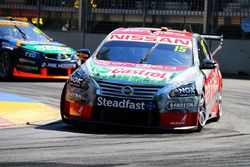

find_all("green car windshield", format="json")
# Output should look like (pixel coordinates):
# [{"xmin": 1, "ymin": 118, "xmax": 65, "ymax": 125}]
[{"xmin": 0, "ymin": 21, "xmax": 50, "ymax": 41}]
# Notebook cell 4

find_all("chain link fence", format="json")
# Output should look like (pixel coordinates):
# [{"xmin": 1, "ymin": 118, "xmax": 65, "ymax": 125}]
[{"xmin": 1, "ymin": 0, "xmax": 250, "ymax": 39}]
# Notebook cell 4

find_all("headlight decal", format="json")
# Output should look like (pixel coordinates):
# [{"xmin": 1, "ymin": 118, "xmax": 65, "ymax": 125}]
[
  {"xmin": 156, "ymin": 82, "xmax": 200, "ymax": 113},
  {"xmin": 66, "ymin": 66, "xmax": 97, "ymax": 104},
  {"xmin": 68, "ymin": 75, "xmax": 85, "ymax": 88},
  {"xmin": 169, "ymin": 83, "xmax": 197, "ymax": 97},
  {"xmin": 24, "ymin": 50, "xmax": 41, "ymax": 59},
  {"xmin": 66, "ymin": 86, "xmax": 89, "ymax": 101},
  {"xmin": 166, "ymin": 97, "xmax": 199, "ymax": 112}
]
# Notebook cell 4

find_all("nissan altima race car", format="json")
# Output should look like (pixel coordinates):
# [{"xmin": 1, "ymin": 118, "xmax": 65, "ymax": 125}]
[
  {"xmin": 60, "ymin": 27, "xmax": 223, "ymax": 131},
  {"xmin": 0, "ymin": 18, "xmax": 81, "ymax": 79}
]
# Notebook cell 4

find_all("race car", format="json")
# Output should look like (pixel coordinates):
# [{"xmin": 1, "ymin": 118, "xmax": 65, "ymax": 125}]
[
  {"xmin": 0, "ymin": 18, "xmax": 81, "ymax": 79},
  {"xmin": 60, "ymin": 27, "xmax": 223, "ymax": 131}
]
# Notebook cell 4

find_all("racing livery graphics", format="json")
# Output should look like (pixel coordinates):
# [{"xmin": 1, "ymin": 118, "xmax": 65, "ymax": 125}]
[
  {"xmin": 0, "ymin": 18, "xmax": 81, "ymax": 79},
  {"xmin": 61, "ymin": 27, "xmax": 223, "ymax": 131}
]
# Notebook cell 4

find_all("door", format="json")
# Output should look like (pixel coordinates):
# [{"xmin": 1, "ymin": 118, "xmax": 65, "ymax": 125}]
[{"xmin": 197, "ymin": 37, "xmax": 218, "ymax": 115}]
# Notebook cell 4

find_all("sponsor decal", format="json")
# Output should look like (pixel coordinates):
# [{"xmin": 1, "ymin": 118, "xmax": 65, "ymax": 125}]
[
  {"xmin": 96, "ymin": 96, "xmax": 146, "ymax": 110},
  {"xmin": 68, "ymin": 76, "xmax": 84, "ymax": 88},
  {"xmin": 41, "ymin": 62, "xmax": 46, "ymax": 68},
  {"xmin": 18, "ymin": 58, "xmax": 36, "ymax": 64},
  {"xmin": 93, "ymin": 59, "xmax": 187, "ymax": 71},
  {"xmin": 160, "ymin": 112, "xmax": 198, "ymax": 127},
  {"xmin": 146, "ymin": 101, "xmax": 156, "ymax": 111},
  {"xmin": 58, "ymin": 63, "xmax": 76, "ymax": 68},
  {"xmin": 170, "ymin": 114, "xmax": 187, "ymax": 125},
  {"xmin": 167, "ymin": 101, "xmax": 195, "ymax": 110},
  {"xmin": 111, "ymin": 68, "xmax": 168, "ymax": 79},
  {"xmin": 47, "ymin": 63, "xmax": 57, "ymax": 68},
  {"xmin": 22, "ymin": 45, "xmax": 76, "ymax": 54},
  {"xmin": 47, "ymin": 63, "xmax": 76, "ymax": 69},
  {"xmin": 25, "ymin": 51, "xmax": 37, "ymax": 58},
  {"xmin": 90, "ymin": 60, "xmax": 188, "ymax": 84},
  {"xmin": 109, "ymin": 34, "xmax": 191, "ymax": 46},
  {"xmin": 178, "ymin": 86, "xmax": 196, "ymax": 96},
  {"xmin": 68, "ymin": 91, "xmax": 88, "ymax": 101},
  {"xmin": 33, "ymin": 45, "xmax": 72, "ymax": 52},
  {"xmin": 16, "ymin": 64, "xmax": 38, "ymax": 71},
  {"xmin": 114, "ymin": 29, "xmax": 191, "ymax": 38}
]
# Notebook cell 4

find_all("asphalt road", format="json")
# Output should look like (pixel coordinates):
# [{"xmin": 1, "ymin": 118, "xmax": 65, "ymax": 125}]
[{"xmin": 0, "ymin": 78, "xmax": 250, "ymax": 167}]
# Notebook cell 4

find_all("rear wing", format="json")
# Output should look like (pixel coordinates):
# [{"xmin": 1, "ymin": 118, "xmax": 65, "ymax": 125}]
[{"xmin": 201, "ymin": 35, "xmax": 223, "ymax": 58}]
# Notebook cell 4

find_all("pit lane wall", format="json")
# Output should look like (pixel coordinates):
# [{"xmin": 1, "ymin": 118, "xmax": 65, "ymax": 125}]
[{"xmin": 45, "ymin": 30, "xmax": 250, "ymax": 76}]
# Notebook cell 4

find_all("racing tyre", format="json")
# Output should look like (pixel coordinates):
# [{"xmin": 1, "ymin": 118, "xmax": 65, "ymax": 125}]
[
  {"xmin": 212, "ymin": 92, "xmax": 222, "ymax": 122},
  {"xmin": 60, "ymin": 83, "xmax": 72, "ymax": 125},
  {"xmin": 197, "ymin": 93, "xmax": 207, "ymax": 132},
  {"xmin": 0, "ymin": 51, "xmax": 13, "ymax": 79}
]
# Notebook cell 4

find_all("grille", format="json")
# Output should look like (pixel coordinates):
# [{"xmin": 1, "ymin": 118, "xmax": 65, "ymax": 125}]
[
  {"xmin": 44, "ymin": 53, "xmax": 71, "ymax": 60},
  {"xmin": 96, "ymin": 80, "xmax": 164, "ymax": 100},
  {"xmin": 93, "ymin": 106, "xmax": 159, "ymax": 126},
  {"xmin": 47, "ymin": 68, "xmax": 68, "ymax": 76}
]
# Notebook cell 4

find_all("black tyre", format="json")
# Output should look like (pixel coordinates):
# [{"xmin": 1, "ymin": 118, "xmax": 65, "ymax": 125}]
[
  {"xmin": 211, "ymin": 91, "xmax": 222, "ymax": 122},
  {"xmin": 60, "ymin": 83, "xmax": 71, "ymax": 124},
  {"xmin": 197, "ymin": 93, "xmax": 207, "ymax": 132},
  {"xmin": 0, "ymin": 51, "xmax": 13, "ymax": 79}
]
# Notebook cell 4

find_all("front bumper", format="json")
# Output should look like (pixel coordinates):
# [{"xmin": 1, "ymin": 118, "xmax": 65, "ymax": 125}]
[
  {"xmin": 14, "ymin": 58, "xmax": 79, "ymax": 79},
  {"xmin": 62, "ymin": 99, "xmax": 199, "ymax": 130},
  {"xmin": 13, "ymin": 67, "xmax": 73, "ymax": 79}
]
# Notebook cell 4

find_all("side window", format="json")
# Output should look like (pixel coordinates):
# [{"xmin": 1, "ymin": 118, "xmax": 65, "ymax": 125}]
[{"xmin": 198, "ymin": 38, "xmax": 211, "ymax": 63}]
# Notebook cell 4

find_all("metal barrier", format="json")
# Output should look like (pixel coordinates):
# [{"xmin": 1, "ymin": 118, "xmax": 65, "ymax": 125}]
[{"xmin": 0, "ymin": 0, "xmax": 250, "ymax": 39}]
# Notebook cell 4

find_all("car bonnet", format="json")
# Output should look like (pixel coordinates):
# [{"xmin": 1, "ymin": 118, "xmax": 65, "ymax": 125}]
[
  {"xmin": 6, "ymin": 38, "xmax": 75, "ymax": 54},
  {"xmin": 85, "ymin": 58, "xmax": 192, "ymax": 85}
]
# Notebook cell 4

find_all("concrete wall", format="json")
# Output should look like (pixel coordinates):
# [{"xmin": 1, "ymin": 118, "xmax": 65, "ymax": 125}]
[
  {"xmin": 45, "ymin": 30, "xmax": 250, "ymax": 76},
  {"xmin": 45, "ymin": 30, "xmax": 106, "ymax": 53},
  {"xmin": 212, "ymin": 40, "xmax": 250, "ymax": 75}
]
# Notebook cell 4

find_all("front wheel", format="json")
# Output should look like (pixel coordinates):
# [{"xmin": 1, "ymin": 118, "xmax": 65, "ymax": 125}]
[
  {"xmin": 0, "ymin": 51, "xmax": 13, "ymax": 79},
  {"xmin": 197, "ymin": 94, "xmax": 207, "ymax": 131},
  {"xmin": 60, "ymin": 83, "xmax": 71, "ymax": 124}
]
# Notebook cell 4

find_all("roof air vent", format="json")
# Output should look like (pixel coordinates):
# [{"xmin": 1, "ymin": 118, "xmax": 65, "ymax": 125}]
[{"xmin": 161, "ymin": 27, "xmax": 168, "ymax": 31}]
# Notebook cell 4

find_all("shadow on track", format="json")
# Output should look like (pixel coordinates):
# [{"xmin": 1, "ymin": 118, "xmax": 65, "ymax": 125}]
[
  {"xmin": 0, "ymin": 162, "xmax": 122, "ymax": 167},
  {"xmin": 34, "ymin": 120, "xmax": 196, "ymax": 135}
]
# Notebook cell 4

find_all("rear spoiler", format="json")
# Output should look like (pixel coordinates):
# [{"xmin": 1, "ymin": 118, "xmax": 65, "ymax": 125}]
[{"xmin": 201, "ymin": 35, "xmax": 223, "ymax": 57}]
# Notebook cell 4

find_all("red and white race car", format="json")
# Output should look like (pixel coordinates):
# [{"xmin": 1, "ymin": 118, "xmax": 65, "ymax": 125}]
[{"xmin": 61, "ymin": 27, "xmax": 223, "ymax": 131}]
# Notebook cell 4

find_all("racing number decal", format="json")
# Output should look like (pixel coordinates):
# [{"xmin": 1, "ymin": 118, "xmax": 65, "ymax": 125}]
[{"xmin": 174, "ymin": 46, "xmax": 187, "ymax": 53}]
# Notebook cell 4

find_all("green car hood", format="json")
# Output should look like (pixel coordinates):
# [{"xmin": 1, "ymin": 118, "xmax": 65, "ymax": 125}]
[
  {"xmin": 86, "ymin": 58, "xmax": 191, "ymax": 85},
  {"xmin": 20, "ymin": 40, "xmax": 76, "ymax": 54}
]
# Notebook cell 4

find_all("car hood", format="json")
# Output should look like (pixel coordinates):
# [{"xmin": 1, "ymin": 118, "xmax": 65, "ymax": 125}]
[
  {"xmin": 85, "ymin": 58, "xmax": 197, "ymax": 85},
  {"xmin": 8, "ymin": 39, "xmax": 76, "ymax": 54}
]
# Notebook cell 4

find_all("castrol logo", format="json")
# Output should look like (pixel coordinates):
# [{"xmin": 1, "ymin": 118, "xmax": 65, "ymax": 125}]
[{"xmin": 110, "ymin": 68, "xmax": 168, "ymax": 79}]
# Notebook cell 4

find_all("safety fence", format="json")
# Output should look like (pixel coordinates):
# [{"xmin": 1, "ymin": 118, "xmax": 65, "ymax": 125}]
[{"xmin": 0, "ymin": 0, "xmax": 250, "ymax": 39}]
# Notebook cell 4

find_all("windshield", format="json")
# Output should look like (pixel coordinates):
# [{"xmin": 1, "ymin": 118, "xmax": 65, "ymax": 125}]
[
  {"xmin": 96, "ymin": 41, "xmax": 192, "ymax": 66},
  {"xmin": 0, "ymin": 21, "xmax": 50, "ymax": 41}
]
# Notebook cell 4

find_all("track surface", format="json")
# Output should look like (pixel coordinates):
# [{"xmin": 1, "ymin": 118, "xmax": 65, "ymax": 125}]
[{"xmin": 0, "ymin": 78, "xmax": 250, "ymax": 167}]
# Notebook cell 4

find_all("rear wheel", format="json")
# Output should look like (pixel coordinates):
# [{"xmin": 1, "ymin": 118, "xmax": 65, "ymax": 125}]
[
  {"xmin": 0, "ymin": 51, "xmax": 13, "ymax": 79},
  {"xmin": 197, "ymin": 93, "xmax": 207, "ymax": 131},
  {"xmin": 212, "ymin": 92, "xmax": 222, "ymax": 122}
]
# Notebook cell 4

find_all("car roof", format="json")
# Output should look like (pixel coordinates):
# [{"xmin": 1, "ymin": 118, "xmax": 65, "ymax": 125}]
[
  {"xmin": 0, "ymin": 18, "xmax": 30, "ymax": 28},
  {"xmin": 111, "ymin": 27, "xmax": 193, "ymax": 40},
  {"xmin": 0, "ymin": 18, "xmax": 29, "ymax": 24}
]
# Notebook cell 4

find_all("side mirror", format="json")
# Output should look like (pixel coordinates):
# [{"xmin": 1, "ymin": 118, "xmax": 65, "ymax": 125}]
[
  {"xmin": 200, "ymin": 58, "xmax": 217, "ymax": 69},
  {"xmin": 77, "ymin": 49, "xmax": 91, "ymax": 61}
]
